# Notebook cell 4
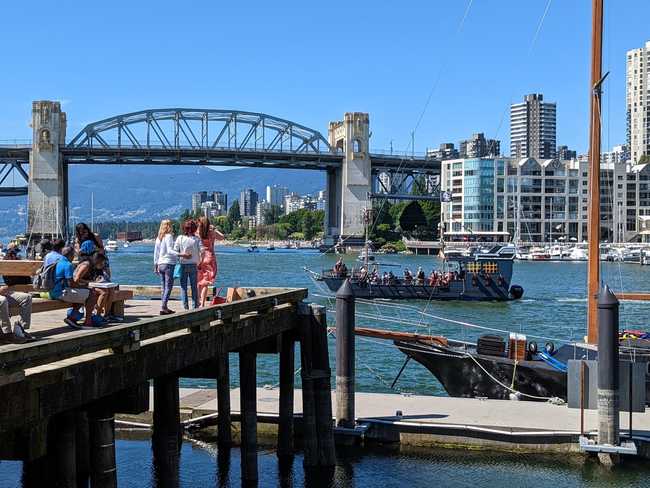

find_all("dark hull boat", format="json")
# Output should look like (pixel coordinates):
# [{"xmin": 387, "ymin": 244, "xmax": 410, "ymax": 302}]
[
  {"xmin": 395, "ymin": 337, "xmax": 650, "ymax": 402},
  {"xmin": 316, "ymin": 245, "xmax": 523, "ymax": 301}
]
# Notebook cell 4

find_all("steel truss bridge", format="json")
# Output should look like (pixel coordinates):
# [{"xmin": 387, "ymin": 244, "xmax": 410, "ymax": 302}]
[{"xmin": 0, "ymin": 108, "xmax": 439, "ymax": 197}]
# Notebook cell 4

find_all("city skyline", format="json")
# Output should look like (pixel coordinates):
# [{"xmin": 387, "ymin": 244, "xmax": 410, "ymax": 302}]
[{"xmin": 1, "ymin": 1, "xmax": 648, "ymax": 158}]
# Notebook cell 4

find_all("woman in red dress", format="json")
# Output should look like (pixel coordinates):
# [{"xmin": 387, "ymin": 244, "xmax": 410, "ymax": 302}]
[{"xmin": 196, "ymin": 217, "xmax": 225, "ymax": 307}]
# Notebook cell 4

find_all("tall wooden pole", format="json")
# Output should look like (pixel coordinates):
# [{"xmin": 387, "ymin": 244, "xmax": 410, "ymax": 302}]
[{"xmin": 587, "ymin": 0, "xmax": 604, "ymax": 344}]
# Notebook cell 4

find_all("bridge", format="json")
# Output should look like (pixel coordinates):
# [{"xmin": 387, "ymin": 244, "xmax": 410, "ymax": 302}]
[{"xmin": 0, "ymin": 101, "xmax": 440, "ymax": 239}]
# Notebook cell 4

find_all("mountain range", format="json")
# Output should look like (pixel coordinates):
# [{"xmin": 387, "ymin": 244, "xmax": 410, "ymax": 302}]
[{"xmin": 0, "ymin": 166, "xmax": 325, "ymax": 236}]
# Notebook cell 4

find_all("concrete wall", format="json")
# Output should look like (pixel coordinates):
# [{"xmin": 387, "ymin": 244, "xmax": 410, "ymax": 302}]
[{"xmin": 28, "ymin": 101, "xmax": 67, "ymax": 238}]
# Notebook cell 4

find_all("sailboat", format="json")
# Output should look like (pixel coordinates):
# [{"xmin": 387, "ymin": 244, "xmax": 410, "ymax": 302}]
[{"xmin": 382, "ymin": 0, "xmax": 650, "ymax": 402}]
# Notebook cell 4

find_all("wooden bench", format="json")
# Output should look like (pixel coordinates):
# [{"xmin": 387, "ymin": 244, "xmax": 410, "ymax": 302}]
[{"xmin": 8, "ymin": 289, "xmax": 134, "ymax": 318}]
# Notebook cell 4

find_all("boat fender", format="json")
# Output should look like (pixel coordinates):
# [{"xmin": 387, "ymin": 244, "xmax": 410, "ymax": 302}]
[
  {"xmin": 508, "ymin": 392, "xmax": 521, "ymax": 401},
  {"xmin": 545, "ymin": 342, "xmax": 555, "ymax": 355},
  {"xmin": 528, "ymin": 341, "xmax": 538, "ymax": 355},
  {"xmin": 508, "ymin": 285, "xmax": 524, "ymax": 299}
]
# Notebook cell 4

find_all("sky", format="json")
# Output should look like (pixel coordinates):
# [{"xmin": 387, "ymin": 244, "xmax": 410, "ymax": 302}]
[{"xmin": 0, "ymin": 0, "xmax": 649, "ymax": 156}]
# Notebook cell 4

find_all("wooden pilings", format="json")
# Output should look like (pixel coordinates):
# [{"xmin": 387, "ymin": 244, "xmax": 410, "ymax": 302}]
[
  {"xmin": 239, "ymin": 351, "xmax": 258, "ymax": 482},
  {"xmin": 335, "ymin": 280, "xmax": 355, "ymax": 428},
  {"xmin": 216, "ymin": 353, "xmax": 232, "ymax": 447},
  {"xmin": 277, "ymin": 332, "xmax": 295, "ymax": 458},
  {"xmin": 88, "ymin": 406, "xmax": 117, "ymax": 488},
  {"xmin": 299, "ymin": 302, "xmax": 336, "ymax": 468},
  {"xmin": 152, "ymin": 374, "xmax": 182, "ymax": 486},
  {"xmin": 51, "ymin": 411, "xmax": 78, "ymax": 488}
]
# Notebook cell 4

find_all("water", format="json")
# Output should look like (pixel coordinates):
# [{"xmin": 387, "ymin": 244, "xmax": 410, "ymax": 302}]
[
  {"xmin": 2, "ymin": 439, "xmax": 650, "ymax": 487},
  {"xmin": 109, "ymin": 244, "xmax": 650, "ymax": 396},
  {"xmin": 5, "ymin": 244, "xmax": 650, "ymax": 486}
]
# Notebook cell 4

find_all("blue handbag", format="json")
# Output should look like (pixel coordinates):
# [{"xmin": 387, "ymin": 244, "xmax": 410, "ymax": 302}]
[{"xmin": 173, "ymin": 263, "xmax": 181, "ymax": 279}]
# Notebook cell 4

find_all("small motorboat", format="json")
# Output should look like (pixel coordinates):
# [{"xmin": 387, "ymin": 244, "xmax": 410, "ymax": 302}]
[
  {"xmin": 105, "ymin": 240, "xmax": 119, "ymax": 252},
  {"xmin": 248, "ymin": 245, "xmax": 258, "ymax": 253}
]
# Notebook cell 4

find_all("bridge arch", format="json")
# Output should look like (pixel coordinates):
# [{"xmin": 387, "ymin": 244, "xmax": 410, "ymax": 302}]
[{"xmin": 68, "ymin": 109, "xmax": 334, "ymax": 154}]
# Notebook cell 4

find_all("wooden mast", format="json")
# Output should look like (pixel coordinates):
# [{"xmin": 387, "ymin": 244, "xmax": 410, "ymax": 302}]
[{"xmin": 586, "ymin": 0, "xmax": 604, "ymax": 344}]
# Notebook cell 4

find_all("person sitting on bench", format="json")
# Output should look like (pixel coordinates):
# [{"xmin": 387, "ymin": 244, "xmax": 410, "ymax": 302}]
[
  {"xmin": 0, "ymin": 285, "xmax": 33, "ymax": 344},
  {"xmin": 50, "ymin": 247, "xmax": 100, "ymax": 329},
  {"xmin": 76, "ymin": 250, "xmax": 114, "ymax": 323}
]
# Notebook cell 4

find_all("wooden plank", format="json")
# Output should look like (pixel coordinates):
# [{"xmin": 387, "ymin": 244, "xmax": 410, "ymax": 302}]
[
  {"xmin": 0, "ymin": 260, "xmax": 42, "ymax": 277},
  {"xmin": 614, "ymin": 291, "xmax": 650, "ymax": 301},
  {"xmin": 0, "ymin": 289, "xmax": 306, "ymax": 377}
]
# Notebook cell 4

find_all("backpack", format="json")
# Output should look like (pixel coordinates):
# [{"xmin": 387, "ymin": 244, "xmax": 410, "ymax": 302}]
[{"xmin": 33, "ymin": 262, "xmax": 58, "ymax": 291}]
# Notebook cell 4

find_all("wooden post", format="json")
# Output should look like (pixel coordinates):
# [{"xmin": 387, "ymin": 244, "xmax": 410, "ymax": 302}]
[
  {"xmin": 309, "ymin": 304, "xmax": 336, "ymax": 467},
  {"xmin": 216, "ymin": 353, "xmax": 232, "ymax": 447},
  {"xmin": 22, "ymin": 455, "xmax": 50, "ymax": 488},
  {"xmin": 50, "ymin": 411, "xmax": 77, "ymax": 488},
  {"xmin": 277, "ymin": 332, "xmax": 295, "ymax": 458},
  {"xmin": 335, "ymin": 280, "xmax": 355, "ymax": 428},
  {"xmin": 298, "ymin": 303, "xmax": 318, "ymax": 467},
  {"xmin": 239, "ymin": 351, "xmax": 258, "ymax": 482},
  {"xmin": 88, "ymin": 406, "xmax": 117, "ymax": 488},
  {"xmin": 153, "ymin": 375, "xmax": 182, "ymax": 454},
  {"xmin": 76, "ymin": 411, "xmax": 91, "ymax": 488}
]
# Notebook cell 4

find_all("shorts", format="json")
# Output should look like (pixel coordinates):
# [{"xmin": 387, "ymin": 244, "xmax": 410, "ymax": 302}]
[{"xmin": 60, "ymin": 288, "xmax": 91, "ymax": 304}]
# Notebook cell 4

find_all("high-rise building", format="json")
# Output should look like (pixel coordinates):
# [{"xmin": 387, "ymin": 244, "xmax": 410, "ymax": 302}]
[
  {"xmin": 627, "ymin": 41, "xmax": 650, "ymax": 163},
  {"xmin": 426, "ymin": 143, "xmax": 459, "ymax": 160},
  {"xmin": 510, "ymin": 94, "xmax": 557, "ymax": 159},
  {"xmin": 266, "ymin": 185, "xmax": 289, "ymax": 208},
  {"xmin": 191, "ymin": 191, "xmax": 208, "ymax": 213},
  {"xmin": 211, "ymin": 191, "xmax": 227, "ymax": 209},
  {"xmin": 458, "ymin": 133, "xmax": 500, "ymax": 158},
  {"xmin": 240, "ymin": 188, "xmax": 258, "ymax": 217},
  {"xmin": 557, "ymin": 145, "xmax": 577, "ymax": 160}
]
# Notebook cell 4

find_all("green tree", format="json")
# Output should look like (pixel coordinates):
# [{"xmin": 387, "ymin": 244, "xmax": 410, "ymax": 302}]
[{"xmin": 228, "ymin": 200, "xmax": 241, "ymax": 224}]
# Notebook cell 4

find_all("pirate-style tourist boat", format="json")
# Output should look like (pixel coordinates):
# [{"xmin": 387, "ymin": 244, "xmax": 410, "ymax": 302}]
[{"xmin": 313, "ymin": 244, "xmax": 524, "ymax": 301}]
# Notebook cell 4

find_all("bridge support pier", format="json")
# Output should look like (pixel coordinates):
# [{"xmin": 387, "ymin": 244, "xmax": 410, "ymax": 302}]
[
  {"xmin": 328, "ymin": 113, "xmax": 371, "ymax": 241},
  {"xmin": 27, "ymin": 100, "xmax": 68, "ymax": 240},
  {"xmin": 50, "ymin": 411, "xmax": 78, "ymax": 488}
]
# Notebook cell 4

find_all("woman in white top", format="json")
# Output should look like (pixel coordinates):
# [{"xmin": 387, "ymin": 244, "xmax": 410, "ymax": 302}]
[
  {"xmin": 173, "ymin": 219, "xmax": 201, "ymax": 310},
  {"xmin": 154, "ymin": 219, "xmax": 179, "ymax": 315}
]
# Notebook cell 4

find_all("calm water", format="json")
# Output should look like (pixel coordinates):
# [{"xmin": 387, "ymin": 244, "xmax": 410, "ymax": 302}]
[{"xmin": 3, "ymin": 244, "xmax": 650, "ymax": 487}]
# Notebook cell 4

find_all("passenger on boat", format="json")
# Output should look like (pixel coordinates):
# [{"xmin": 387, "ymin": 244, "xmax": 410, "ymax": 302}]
[
  {"xmin": 382, "ymin": 272, "xmax": 389, "ymax": 285},
  {"xmin": 370, "ymin": 270, "xmax": 380, "ymax": 285},
  {"xmin": 333, "ymin": 258, "xmax": 344, "ymax": 276},
  {"xmin": 358, "ymin": 266, "xmax": 368, "ymax": 283},
  {"xmin": 52, "ymin": 247, "xmax": 100, "ymax": 329},
  {"xmin": 428, "ymin": 270, "xmax": 437, "ymax": 286},
  {"xmin": 403, "ymin": 268, "xmax": 413, "ymax": 285},
  {"xmin": 388, "ymin": 271, "xmax": 396, "ymax": 285},
  {"xmin": 416, "ymin": 267, "xmax": 425, "ymax": 285}
]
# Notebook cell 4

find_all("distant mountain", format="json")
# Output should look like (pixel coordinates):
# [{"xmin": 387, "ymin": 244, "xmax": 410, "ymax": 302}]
[{"xmin": 0, "ymin": 166, "xmax": 325, "ymax": 235}]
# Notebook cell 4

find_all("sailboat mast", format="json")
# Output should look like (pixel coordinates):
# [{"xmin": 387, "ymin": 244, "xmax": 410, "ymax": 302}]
[{"xmin": 586, "ymin": 0, "xmax": 604, "ymax": 344}]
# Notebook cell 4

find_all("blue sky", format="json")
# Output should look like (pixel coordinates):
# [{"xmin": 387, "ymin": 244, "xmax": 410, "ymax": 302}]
[{"xmin": 0, "ymin": 0, "xmax": 648, "ymax": 155}]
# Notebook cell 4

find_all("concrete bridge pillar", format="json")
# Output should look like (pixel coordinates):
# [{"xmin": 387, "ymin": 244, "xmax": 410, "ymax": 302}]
[
  {"xmin": 328, "ymin": 113, "xmax": 371, "ymax": 239},
  {"xmin": 28, "ymin": 100, "xmax": 68, "ymax": 239}
]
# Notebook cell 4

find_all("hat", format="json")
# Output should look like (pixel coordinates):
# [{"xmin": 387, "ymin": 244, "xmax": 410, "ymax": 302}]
[{"xmin": 80, "ymin": 240, "xmax": 97, "ymax": 255}]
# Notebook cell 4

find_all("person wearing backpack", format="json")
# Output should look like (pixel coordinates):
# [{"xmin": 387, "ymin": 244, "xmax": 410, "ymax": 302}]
[
  {"xmin": 0, "ymin": 285, "xmax": 33, "ymax": 343},
  {"xmin": 44, "ymin": 239, "xmax": 65, "ymax": 267}
]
